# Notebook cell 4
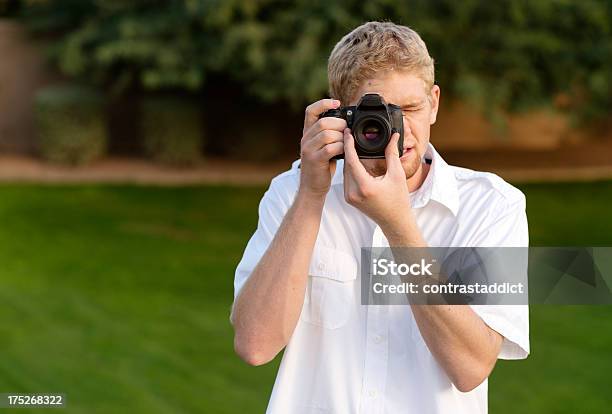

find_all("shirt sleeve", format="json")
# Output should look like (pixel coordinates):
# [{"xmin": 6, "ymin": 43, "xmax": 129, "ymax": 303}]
[
  {"xmin": 469, "ymin": 191, "xmax": 530, "ymax": 360},
  {"xmin": 233, "ymin": 177, "xmax": 293, "ymax": 302}
]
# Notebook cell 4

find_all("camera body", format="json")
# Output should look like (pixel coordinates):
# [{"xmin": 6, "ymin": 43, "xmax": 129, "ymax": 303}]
[{"xmin": 319, "ymin": 93, "xmax": 404, "ymax": 159}]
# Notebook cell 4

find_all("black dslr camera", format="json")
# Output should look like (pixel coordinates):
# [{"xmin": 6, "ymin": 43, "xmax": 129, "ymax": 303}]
[{"xmin": 319, "ymin": 93, "xmax": 404, "ymax": 159}]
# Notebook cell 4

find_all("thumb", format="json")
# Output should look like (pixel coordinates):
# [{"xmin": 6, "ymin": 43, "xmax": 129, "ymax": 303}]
[
  {"xmin": 385, "ymin": 131, "xmax": 401, "ymax": 158},
  {"xmin": 385, "ymin": 132, "xmax": 403, "ymax": 175}
]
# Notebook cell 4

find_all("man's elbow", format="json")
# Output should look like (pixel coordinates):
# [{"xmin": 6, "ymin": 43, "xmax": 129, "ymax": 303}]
[
  {"xmin": 235, "ymin": 345, "xmax": 272, "ymax": 366},
  {"xmin": 452, "ymin": 360, "xmax": 496, "ymax": 393},
  {"xmin": 230, "ymin": 304, "xmax": 287, "ymax": 366},
  {"xmin": 233, "ymin": 334, "xmax": 277, "ymax": 366},
  {"xmin": 453, "ymin": 375, "xmax": 485, "ymax": 393}
]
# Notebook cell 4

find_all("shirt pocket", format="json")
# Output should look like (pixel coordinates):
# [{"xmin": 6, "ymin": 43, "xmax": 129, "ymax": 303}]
[{"xmin": 300, "ymin": 245, "xmax": 358, "ymax": 330}]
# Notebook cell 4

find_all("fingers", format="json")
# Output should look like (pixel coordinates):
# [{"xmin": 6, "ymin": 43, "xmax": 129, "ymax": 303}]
[
  {"xmin": 343, "ymin": 128, "xmax": 370, "ymax": 182},
  {"xmin": 384, "ymin": 132, "xmax": 404, "ymax": 177},
  {"xmin": 301, "ymin": 115, "xmax": 347, "ymax": 162},
  {"xmin": 342, "ymin": 128, "xmax": 359, "ymax": 164},
  {"xmin": 314, "ymin": 141, "xmax": 344, "ymax": 161},
  {"xmin": 302, "ymin": 129, "xmax": 343, "ymax": 153},
  {"xmin": 343, "ymin": 128, "xmax": 373, "ymax": 205},
  {"xmin": 303, "ymin": 99, "xmax": 341, "ymax": 132},
  {"xmin": 308, "ymin": 116, "xmax": 347, "ymax": 136},
  {"xmin": 385, "ymin": 132, "xmax": 401, "ymax": 158}
]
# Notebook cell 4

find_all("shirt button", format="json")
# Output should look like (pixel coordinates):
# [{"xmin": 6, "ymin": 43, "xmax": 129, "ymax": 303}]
[
  {"xmin": 374, "ymin": 334, "xmax": 384, "ymax": 344},
  {"xmin": 317, "ymin": 262, "xmax": 325, "ymax": 271},
  {"xmin": 368, "ymin": 389, "xmax": 377, "ymax": 399}
]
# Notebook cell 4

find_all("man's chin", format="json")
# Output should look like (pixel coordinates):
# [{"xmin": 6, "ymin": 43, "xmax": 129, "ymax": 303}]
[
  {"xmin": 360, "ymin": 159, "xmax": 387, "ymax": 177},
  {"xmin": 359, "ymin": 151, "xmax": 421, "ymax": 178},
  {"xmin": 400, "ymin": 151, "xmax": 421, "ymax": 178}
]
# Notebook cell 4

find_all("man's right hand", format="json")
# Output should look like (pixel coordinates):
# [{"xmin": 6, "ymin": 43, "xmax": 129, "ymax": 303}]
[{"xmin": 299, "ymin": 99, "xmax": 347, "ymax": 198}]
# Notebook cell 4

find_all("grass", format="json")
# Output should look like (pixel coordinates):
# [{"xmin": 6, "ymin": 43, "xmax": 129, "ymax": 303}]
[{"xmin": 0, "ymin": 181, "xmax": 611, "ymax": 413}]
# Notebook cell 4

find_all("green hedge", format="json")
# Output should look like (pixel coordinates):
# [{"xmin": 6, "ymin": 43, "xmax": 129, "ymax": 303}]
[
  {"xmin": 35, "ymin": 85, "xmax": 107, "ymax": 165},
  {"xmin": 15, "ymin": 0, "xmax": 612, "ymax": 126},
  {"xmin": 141, "ymin": 97, "xmax": 204, "ymax": 165}
]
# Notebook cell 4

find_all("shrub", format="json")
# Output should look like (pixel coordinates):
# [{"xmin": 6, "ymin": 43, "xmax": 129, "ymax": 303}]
[
  {"xmin": 140, "ymin": 97, "xmax": 204, "ymax": 165},
  {"xmin": 35, "ymin": 84, "xmax": 107, "ymax": 165},
  {"xmin": 16, "ymin": 1, "xmax": 612, "ymax": 126}
]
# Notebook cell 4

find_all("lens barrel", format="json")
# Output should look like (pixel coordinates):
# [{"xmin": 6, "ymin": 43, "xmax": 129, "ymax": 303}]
[{"xmin": 353, "ymin": 115, "xmax": 392, "ymax": 155}]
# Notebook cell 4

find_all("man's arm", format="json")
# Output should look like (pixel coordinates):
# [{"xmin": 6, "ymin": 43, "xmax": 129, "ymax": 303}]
[
  {"xmin": 383, "ymin": 217, "xmax": 503, "ymax": 392},
  {"xmin": 343, "ymin": 130, "xmax": 502, "ymax": 392},
  {"xmin": 231, "ymin": 99, "xmax": 347, "ymax": 366},
  {"xmin": 231, "ymin": 192, "xmax": 325, "ymax": 366}
]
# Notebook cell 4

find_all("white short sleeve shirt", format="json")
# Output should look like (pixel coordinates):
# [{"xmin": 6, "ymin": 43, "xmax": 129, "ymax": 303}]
[{"xmin": 233, "ymin": 143, "xmax": 530, "ymax": 414}]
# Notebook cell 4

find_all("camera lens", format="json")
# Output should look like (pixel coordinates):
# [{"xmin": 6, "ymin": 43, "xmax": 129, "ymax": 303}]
[
  {"xmin": 354, "ymin": 116, "xmax": 390, "ymax": 154},
  {"xmin": 363, "ymin": 123, "xmax": 381, "ymax": 141}
]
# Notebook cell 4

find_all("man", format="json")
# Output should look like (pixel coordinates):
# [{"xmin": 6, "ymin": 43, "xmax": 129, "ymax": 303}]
[{"xmin": 231, "ymin": 21, "xmax": 529, "ymax": 413}]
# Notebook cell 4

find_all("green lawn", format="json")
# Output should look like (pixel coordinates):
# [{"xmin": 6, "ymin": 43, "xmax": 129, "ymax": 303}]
[{"xmin": 0, "ymin": 181, "xmax": 611, "ymax": 413}]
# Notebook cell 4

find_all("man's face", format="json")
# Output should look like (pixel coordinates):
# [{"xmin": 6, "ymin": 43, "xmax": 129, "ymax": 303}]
[{"xmin": 349, "ymin": 71, "xmax": 440, "ymax": 178}]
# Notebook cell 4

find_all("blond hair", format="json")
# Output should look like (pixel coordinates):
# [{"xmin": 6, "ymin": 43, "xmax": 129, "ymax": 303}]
[{"xmin": 328, "ymin": 21, "xmax": 435, "ymax": 104}]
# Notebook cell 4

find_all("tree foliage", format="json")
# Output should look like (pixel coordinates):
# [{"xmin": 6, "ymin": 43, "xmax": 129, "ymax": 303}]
[
  {"xmin": 35, "ymin": 84, "xmax": 107, "ymax": 164},
  {"xmin": 13, "ymin": 0, "xmax": 612, "ymax": 123}
]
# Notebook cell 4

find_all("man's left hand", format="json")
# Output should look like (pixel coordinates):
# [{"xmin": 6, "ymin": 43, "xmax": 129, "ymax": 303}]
[{"xmin": 343, "ymin": 128, "xmax": 411, "ymax": 232}]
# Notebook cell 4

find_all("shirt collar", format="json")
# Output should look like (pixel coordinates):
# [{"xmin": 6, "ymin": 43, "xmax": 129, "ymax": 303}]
[{"xmin": 331, "ymin": 143, "xmax": 459, "ymax": 216}]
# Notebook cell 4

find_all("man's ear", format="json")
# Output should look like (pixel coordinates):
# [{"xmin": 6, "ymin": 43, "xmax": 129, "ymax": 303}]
[{"xmin": 429, "ymin": 85, "xmax": 440, "ymax": 125}]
